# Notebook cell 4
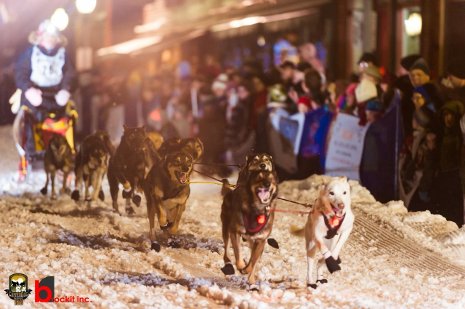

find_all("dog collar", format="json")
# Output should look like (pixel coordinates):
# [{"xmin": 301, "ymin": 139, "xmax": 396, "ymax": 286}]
[{"xmin": 323, "ymin": 213, "xmax": 345, "ymax": 239}]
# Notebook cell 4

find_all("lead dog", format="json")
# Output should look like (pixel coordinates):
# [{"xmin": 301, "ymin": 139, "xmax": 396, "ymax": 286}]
[
  {"xmin": 220, "ymin": 170, "xmax": 278, "ymax": 286},
  {"xmin": 292, "ymin": 177, "xmax": 354, "ymax": 288}
]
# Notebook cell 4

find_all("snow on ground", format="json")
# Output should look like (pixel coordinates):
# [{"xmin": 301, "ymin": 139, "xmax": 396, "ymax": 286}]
[{"xmin": 0, "ymin": 125, "xmax": 465, "ymax": 308}]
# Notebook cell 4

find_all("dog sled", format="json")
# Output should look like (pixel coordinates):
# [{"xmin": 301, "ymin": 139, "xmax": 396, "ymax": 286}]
[{"xmin": 11, "ymin": 90, "xmax": 77, "ymax": 181}]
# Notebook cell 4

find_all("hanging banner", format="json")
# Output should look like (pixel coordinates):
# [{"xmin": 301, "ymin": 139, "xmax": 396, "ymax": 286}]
[{"xmin": 325, "ymin": 113, "xmax": 370, "ymax": 180}]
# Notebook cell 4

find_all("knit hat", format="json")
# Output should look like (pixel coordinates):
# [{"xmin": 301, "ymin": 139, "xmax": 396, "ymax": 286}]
[
  {"xmin": 364, "ymin": 64, "xmax": 382, "ymax": 81},
  {"xmin": 441, "ymin": 100, "xmax": 464, "ymax": 117},
  {"xmin": 446, "ymin": 58, "xmax": 465, "ymax": 79},
  {"xmin": 358, "ymin": 52, "xmax": 378, "ymax": 66},
  {"xmin": 365, "ymin": 99, "xmax": 383, "ymax": 112},
  {"xmin": 28, "ymin": 19, "xmax": 67, "ymax": 46},
  {"xmin": 401, "ymin": 54, "xmax": 422, "ymax": 71},
  {"xmin": 410, "ymin": 58, "xmax": 430, "ymax": 76}
]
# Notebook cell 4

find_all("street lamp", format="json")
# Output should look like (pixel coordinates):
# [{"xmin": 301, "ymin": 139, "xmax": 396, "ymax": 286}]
[
  {"xmin": 51, "ymin": 8, "xmax": 69, "ymax": 31},
  {"xmin": 404, "ymin": 12, "xmax": 422, "ymax": 36},
  {"xmin": 75, "ymin": 0, "xmax": 97, "ymax": 14}
]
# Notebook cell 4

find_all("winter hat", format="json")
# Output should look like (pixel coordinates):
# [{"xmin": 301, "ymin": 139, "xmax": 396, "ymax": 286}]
[
  {"xmin": 365, "ymin": 99, "xmax": 383, "ymax": 112},
  {"xmin": 28, "ymin": 19, "xmax": 67, "ymax": 46},
  {"xmin": 446, "ymin": 58, "xmax": 465, "ymax": 79},
  {"xmin": 401, "ymin": 54, "xmax": 422, "ymax": 71},
  {"xmin": 410, "ymin": 58, "xmax": 430, "ymax": 76},
  {"xmin": 358, "ymin": 52, "xmax": 378, "ymax": 66},
  {"xmin": 441, "ymin": 100, "xmax": 464, "ymax": 117},
  {"xmin": 211, "ymin": 73, "xmax": 228, "ymax": 91},
  {"xmin": 364, "ymin": 64, "xmax": 382, "ymax": 81}
]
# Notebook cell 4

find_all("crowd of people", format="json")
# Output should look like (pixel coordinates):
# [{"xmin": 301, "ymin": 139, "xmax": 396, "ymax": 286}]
[{"xmin": 6, "ymin": 19, "xmax": 465, "ymax": 227}]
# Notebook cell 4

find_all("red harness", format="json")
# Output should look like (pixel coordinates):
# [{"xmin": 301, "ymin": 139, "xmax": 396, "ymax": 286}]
[
  {"xmin": 243, "ymin": 210, "xmax": 269, "ymax": 235},
  {"xmin": 323, "ymin": 213, "xmax": 345, "ymax": 239}
]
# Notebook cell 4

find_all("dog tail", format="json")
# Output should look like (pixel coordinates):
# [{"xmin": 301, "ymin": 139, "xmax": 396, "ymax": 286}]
[
  {"xmin": 290, "ymin": 225, "xmax": 305, "ymax": 237},
  {"xmin": 221, "ymin": 178, "xmax": 233, "ymax": 196}
]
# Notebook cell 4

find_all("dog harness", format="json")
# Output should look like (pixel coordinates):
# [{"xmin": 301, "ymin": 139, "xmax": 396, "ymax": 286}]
[
  {"xmin": 323, "ymin": 213, "xmax": 345, "ymax": 239},
  {"xmin": 243, "ymin": 206, "xmax": 270, "ymax": 235}
]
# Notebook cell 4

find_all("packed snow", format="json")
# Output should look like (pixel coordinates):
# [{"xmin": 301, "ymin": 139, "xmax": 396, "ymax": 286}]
[{"xmin": 0, "ymin": 125, "xmax": 464, "ymax": 308}]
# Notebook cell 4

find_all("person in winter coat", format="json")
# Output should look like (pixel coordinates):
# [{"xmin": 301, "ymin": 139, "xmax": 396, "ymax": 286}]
[
  {"xmin": 15, "ymin": 20, "xmax": 75, "ymax": 161},
  {"xmin": 399, "ymin": 88, "xmax": 438, "ymax": 211},
  {"xmin": 224, "ymin": 81, "xmax": 255, "ymax": 165},
  {"xmin": 434, "ymin": 100, "xmax": 464, "ymax": 226}
]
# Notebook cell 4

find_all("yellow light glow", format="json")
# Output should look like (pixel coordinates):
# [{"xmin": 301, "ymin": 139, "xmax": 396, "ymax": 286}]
[
  {"xmin": 51, "ymin": 8, "xmax": 69, "ymax": 31},
  {"xmin": 404, "ymin": 12, "xmax": 422, "ymax": 36}
]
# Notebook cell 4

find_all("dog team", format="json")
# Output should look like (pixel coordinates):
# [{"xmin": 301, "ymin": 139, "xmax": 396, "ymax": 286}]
[{"xmin": 40, "ymin": 126, "xmax": 354, "ymax": 289}]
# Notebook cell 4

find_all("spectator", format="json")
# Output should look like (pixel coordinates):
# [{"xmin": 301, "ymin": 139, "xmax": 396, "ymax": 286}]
[
  {"xmin": 434, "ymin": 100, "xmax": 464, "ymax": 226},
  {"xmin": 225, "ymin": 81, "xmax": 255, "ymax": 165}
]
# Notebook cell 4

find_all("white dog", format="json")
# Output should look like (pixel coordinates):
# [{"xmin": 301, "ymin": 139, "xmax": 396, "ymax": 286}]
[{"xmin": 292, "ymin": 177, "xmax": 354, "ymax": 288}]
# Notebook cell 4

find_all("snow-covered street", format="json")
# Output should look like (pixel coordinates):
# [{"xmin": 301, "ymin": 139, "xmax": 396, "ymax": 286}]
[{"xmin": 1, "ymin": 124, "xmax": 465, "ymax": 309}]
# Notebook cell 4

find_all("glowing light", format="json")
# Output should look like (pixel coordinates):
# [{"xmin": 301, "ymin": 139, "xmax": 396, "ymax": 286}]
[
  {"xmin": 404, "ymin": 12, "xmax": 422, "ymax": 36},
  {"xmin": 97, "ymin": 36, "xmax": 162, "ymax": 56},
  {"xmin": 257, "ymin": 35, "xmax": 266, "ymax": 47},
  {"xmin": 75, "ymin": 0, "xmax": 97, "ymax": 14},
  {"xmin": 134, "ymin": 17, "xmax": 166, "ymax": 34},
  {"xmin": 257, "ymin": 214, "xmax": 266, "ymax": 225},
  {"xmin": 51, "ymin": 8, "xmax": 69, "ymax": 31}
]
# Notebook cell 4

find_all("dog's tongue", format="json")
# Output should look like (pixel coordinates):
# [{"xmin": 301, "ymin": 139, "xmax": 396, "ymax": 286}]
[
  {"xmin": 180, "ymin": 173, "xmax": 187, "ymax": 184},
  {"xmin": 257, "ymin": 188, "xmax": 270, "ymax": 201}
]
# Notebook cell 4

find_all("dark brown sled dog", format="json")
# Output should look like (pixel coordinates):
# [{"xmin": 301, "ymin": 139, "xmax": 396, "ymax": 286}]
[{"xmin": 220, "ymin": 169, "xmax": 278, "ymax": 285}]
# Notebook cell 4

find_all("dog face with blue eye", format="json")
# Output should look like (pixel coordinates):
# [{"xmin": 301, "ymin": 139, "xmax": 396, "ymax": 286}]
[{"xmin": 325, "ymin": 177, "xmax": 351, "ymax": 217}]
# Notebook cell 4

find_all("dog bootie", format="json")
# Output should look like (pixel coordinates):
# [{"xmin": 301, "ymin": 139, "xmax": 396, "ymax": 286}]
[
  {"xmin": 122, "ymin": 190, "xmax": 131, "ymax": 199},
  {"xmin": 325, "ymin": 256, "xmax": 341, "ymax": 273},
  {"xmin": 40, "ymin": 187, "xmax": 47, "ymax": 196},
  {"xmin": 221, "ymin": 263, "xmax": 235, "ymax": 275},
  {"xmin": 132, "ymin": 194, "xmax": 142, "ymax": 207},
  {"xmin": 307, "ymin": 283, "xmax": 318, "ymax": 289},
  {"xmin": 151, "ymin": 241, "xmax": 161, "ymax": 252},
  {"xmin": 267, "ymin": 238, "xmax": 279, "ymax": 249},
  {"xmin": 98, "ymin": 190, "xmax": 105, "ymax": 201},
  {"xmin": 71, "ymin": 190, "xmax": 80, "ymax": 201}
]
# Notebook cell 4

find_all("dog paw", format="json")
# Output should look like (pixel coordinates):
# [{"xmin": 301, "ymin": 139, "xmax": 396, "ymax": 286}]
[
  {"xmin": 132, "ymin": 195, "xmax": 142, "ymax": 207},
  {"xmin": 307, "ymin": 283, "xmax": 318, "ymax": 289},
  {"xmin": 98, "ymin": 190, "xmax": 105, "ymax": 201},
  {"xmin": 248, "ymin": 284, "xmax": 260, "ymax": 292},
  {"xmin": 325, "ymin": 256, "xmax": 341, "ymax": 273},
  {"xmin": 125, "ymin": 207, "xmax": 135, "ymax": 216},
  {"xmin": 317, "ymin": 279, "xmax": 328, "ymax": 284},
  {"xmin": 151, "ymin": 242, "xmax": 161, "ymax": 252},
  {"xmin": 71, "ymin": 190, "xmax": 80, "ymax": 201},
  {"xmin": 167, "ymin": 238, "xmax": 181, "ymax": 249},
  {"xmin": 122, "ymin": 190, "xmax": 131, "ymax": 199},
  {"xmin": 221, "ymin": 263, "xmax": 235, "ymax": 275},
  {"xmin": 267, "ymin": 238, "xmax": 279, "ymax": 249},
  {"xmin": 40, "ymin": 187, "xmax": 47, "ymax": 196},
  {"xmin": 240, "ymin": 267, "xmax": 252, "ymax": 275}
]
